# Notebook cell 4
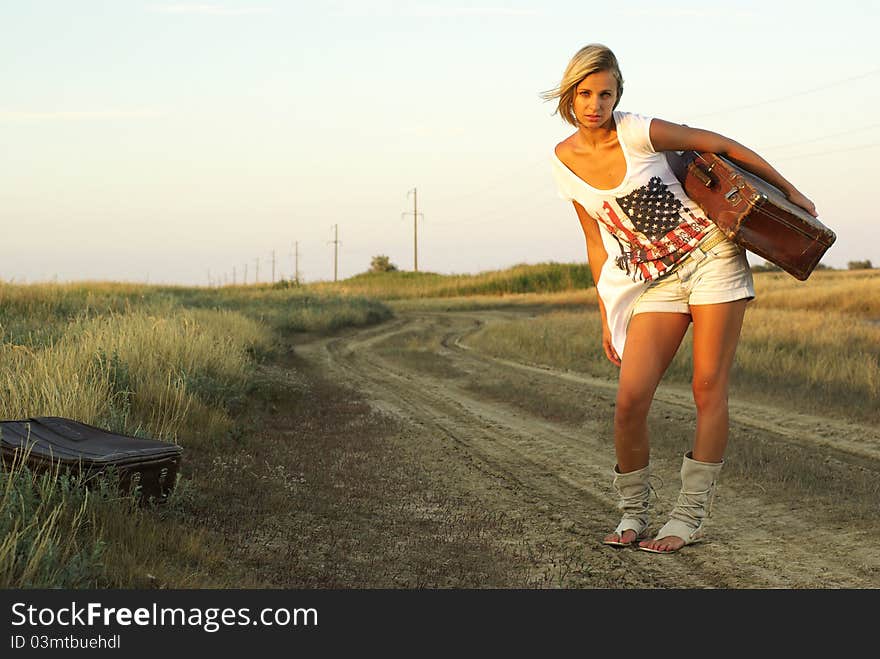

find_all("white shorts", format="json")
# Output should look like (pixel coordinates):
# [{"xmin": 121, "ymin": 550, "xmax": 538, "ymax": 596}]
[{"xmin": 631, "ymin": 229, "xmax": 755, "ymax": 316}]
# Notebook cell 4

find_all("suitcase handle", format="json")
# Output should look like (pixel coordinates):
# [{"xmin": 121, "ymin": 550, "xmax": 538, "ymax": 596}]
[{"xmin": 692, "ymin": 162, "xmax": 716, "ymax": 188}]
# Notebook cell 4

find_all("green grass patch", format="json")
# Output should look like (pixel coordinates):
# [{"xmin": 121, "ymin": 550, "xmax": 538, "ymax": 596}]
[{"xmin": 305, "ymin": 262, "xmax": 593, "ymax": 300}]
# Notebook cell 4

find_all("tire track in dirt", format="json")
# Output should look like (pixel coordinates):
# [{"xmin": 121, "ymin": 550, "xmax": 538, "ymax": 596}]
[
  {"xmin": 443, "ymin": 310, "xmax": 880, "ymax": 464},
  {"xmin": 296, "ymin": 310, "xmax": 880, "ymax": 588},
  {"xmin": 298, "ymin": 320, "xmax": 712, "ymax": 588}
]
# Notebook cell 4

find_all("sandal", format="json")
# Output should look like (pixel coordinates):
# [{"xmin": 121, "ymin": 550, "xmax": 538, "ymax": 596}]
[
  {"xmin": 639, "ymin": 452, "xmax": 722, "ymax": 554},
  {"xmin": 603, "ymin": 463, "xmax": 652, "ymax": 547}
]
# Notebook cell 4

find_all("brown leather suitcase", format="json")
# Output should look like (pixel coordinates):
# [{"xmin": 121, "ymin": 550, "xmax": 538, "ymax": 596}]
[
  {"xmin": 0, "ymin": 416, "xmax": 183, "ymax": 503},
  {"xmin": 666, "ymin": 150, "xmax": 836, "ymax": 280}
]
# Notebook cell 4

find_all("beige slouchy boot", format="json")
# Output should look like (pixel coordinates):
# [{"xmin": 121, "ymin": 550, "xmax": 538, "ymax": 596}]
[
  {"xmin": 603, "ymin": 463, "xmax": 652, "ymax": 547},
  {"xmin": 640, "ymin": 451, "xmax": 722, "ymax": 554}
]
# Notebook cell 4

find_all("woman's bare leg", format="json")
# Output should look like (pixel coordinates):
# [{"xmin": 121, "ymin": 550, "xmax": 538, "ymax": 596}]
[
  {"xmin": 638, "ymin": 299, "xmax": 747, "ymax": 552},
  {"xmin": 689, "ymin": 299, "xmax": 748, "ymax": 462},
  {"xmin": 604, "ymin": 311, "xmax": 690, "ymax": 545}
]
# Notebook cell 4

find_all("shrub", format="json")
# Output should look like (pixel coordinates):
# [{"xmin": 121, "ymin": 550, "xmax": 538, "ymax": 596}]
[
  {"xmin": 751, "ymin": 260, "xmax": 782, "ymax": 273},
  {"xmin": 369, "ymin": 256, "xmax": 398, "ymax": 273}
]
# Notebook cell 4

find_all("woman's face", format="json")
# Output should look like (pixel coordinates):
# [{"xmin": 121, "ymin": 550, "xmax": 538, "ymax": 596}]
[{"xmin": 572, "ymin": 70, "xmax": 618, "ymax": 129}]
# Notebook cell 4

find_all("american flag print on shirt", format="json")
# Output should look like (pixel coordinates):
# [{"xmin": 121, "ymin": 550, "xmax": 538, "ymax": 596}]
[{"xmin": 597, "ymin": 176, "xmax": 713, "ymax": 282}]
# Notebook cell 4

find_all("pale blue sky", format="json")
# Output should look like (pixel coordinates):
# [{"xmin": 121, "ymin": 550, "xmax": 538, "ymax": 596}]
[{"xmin": 3, "ymin": 0, "xmax": 878, "ymax": 284}]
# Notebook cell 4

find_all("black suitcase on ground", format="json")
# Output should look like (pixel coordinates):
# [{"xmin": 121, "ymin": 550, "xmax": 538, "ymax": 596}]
[{"xmin": 0, "ymin": 416, "xmax": 183, "ymax": 502}]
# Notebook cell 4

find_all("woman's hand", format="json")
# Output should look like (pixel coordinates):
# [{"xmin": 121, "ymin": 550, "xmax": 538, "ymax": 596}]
[
  {"xmin": 786, "ymin": 189, "xmax": 818, "ymax": 218},
  {"xmin": 650, "ymin": 120, "xmax": 820, "ymax": 219},
  {"xmin": 602, "ymin": 323, "xmax": 621, "ymax": 367}
]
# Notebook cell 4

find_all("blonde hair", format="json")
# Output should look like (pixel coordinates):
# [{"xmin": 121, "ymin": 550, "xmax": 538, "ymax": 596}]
[{"xmin": 541, "ymin": 44, "xmax": 624, "ymax": 127}]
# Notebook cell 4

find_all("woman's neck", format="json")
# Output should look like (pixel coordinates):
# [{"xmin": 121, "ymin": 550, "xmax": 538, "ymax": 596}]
[{"xmin": 574, "ymin": 116, "xmax": 617, "ymax": 150}]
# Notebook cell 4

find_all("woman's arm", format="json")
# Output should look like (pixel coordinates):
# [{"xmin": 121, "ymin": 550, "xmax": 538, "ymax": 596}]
[
  {"xmin": 649, "ymin": 119, "xmax": 818, "ymax": 217},
  {"xmin": 572, "ymin": 200, "xmax": 621, "ymax": 367}
]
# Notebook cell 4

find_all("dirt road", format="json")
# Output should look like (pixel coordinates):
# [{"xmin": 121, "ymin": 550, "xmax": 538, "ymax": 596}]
[{"xmin": 296, "ymin": 308, "xmax": 880, "ymax": 588}]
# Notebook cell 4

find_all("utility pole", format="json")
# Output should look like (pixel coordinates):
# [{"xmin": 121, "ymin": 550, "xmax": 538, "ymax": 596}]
[
  {"xmin": 243, "ymin": 263, "xmax": 248, "ymax": 285},
  {"xmin": 255, "ymin": 258, "xmax": 260, "ymax": 284},
  {"xmin": 292, "ymin": 241, "xmax": 300, "ymax": 284},
  {"xmin": 271, "ymin": 250, "xmax": 276, "ymax": 283},
  {"xmin": 328, "ymin": 224, "xmax": 341, "ymax": 282},
  {"xmin": 233, "ymin": 266, "xmax": 236, "ymax": 285},
  {"xmin": 403, "ymin": 187, "xmax": 424, "ymax": 272}
]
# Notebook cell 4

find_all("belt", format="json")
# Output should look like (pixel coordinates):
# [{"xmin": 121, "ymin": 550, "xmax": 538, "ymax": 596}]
[
  {"xmin": 675, "ymin": 229, "xmax": 731, "ymax": 276},
  {"xmin": 624, "ymin": 229, "xmax": 732, "ymax": 279},
  {"xmin": 697, "ymin": 229, "xmax": 728, "ymax": 253}
]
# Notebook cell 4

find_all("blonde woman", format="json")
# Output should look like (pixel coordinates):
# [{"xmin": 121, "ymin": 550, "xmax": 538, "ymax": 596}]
[{"xmin": 544, "ymin": 44, "xmax": 817, "ymax": 553}]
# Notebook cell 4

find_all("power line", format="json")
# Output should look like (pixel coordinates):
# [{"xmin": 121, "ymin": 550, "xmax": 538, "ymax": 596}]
[
  {"xmin": 216, "ymin": 78, "xmax": 875, "ymax": 275},
  {"xmin": 418, "ymin": 73, "xmax": 880, "ymax": 215},
  {"xmin": 690, "ymin": 67, "xmax": 880, "ymax": 118},
  {"xmin": 757, "ymin": 121, "xmax": 880, "ymax": 151},
  {"xmin": 772, "ymin": 141, "xmax": 880, "ymax": 161},
  {"xmin": 425, "ymin": 121, "xmax": 880, "ymax": 228},
  {"xmin": 395, "ymin": 135, "xmax": 877, "ymax": 230},
  {"xmin": 431, "ymin": 191, "xmax": 557, "ymax": 228},
  {"xmin": 427, "ymin": 156, "xmax": 549, "ymax": 206}
]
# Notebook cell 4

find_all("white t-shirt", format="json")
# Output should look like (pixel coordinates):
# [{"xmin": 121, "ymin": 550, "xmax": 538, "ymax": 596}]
[{"xmin": 551, "ymin": 110, "xmax": 714, "ymax": 356}]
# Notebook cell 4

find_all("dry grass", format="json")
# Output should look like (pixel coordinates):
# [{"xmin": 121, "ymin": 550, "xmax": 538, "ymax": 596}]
[
  {"xmin": 751, "ymin": 268, "xmax": 880, "ymax": 317},
  {"xmin": 0, "ymin": 448, "xmax": 105, "ymax": 588},
  {"xmin": 0, "ymin": 280, "xmax": 393, "ymax": 588},
  {"xmin": 388, "ymin": 289, "xmax": 597, "ymax": 313},
  {"xmin": 464, "ymin": 303, "xmax": 880, "ymax": 425},
  {"xmin": 305, "ymin": 262, "xmax": 592, "ymax": 300},
  {"xmin": 0, "ymin": 308, "xmax": 272, "ymax": 443}
]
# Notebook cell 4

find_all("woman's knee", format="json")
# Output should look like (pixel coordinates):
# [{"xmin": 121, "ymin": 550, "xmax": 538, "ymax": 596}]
[
  {"xmin": 692, "ymin": 372, "xmax": 729, "ymax": 411},
  {"xmin": 615, "ymin": 387, "xmax": 653, "ymax": 422}
]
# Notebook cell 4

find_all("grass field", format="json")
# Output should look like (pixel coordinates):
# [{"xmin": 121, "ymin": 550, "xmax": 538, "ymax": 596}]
[
  {"xmin": 1, "ymin": 264, "xmax": 877, "ymax": 587},
  {"xmin": 0, "ymin": 281, "xmax": 391, "ymax": 587},
  {"xmin": 306, "ymin": 262, "xmax": 593, "ymax": 300},
  {"xmin": 460, "ymin": 268, "xmax": 880, "ymax": 425}
]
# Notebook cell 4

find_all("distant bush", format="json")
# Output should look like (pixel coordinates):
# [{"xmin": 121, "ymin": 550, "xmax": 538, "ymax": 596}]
[
  {"xmin": 751, "ymin": 260, "xmax": 782, "ymax": 273},
  {"xmin": 369, "ymin": 255, "xmax": 398, "ymax": 273},
  {"xmin": 272, "ymin": 278, "xmax": 301, "ymax": 289},
  {"xmin": 847, "ymin": 260, "xmax": 873, "ymax": 270},
  {"xmin": 752, "ymin": 261, "xmax": 833, "ymax": 274}
]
